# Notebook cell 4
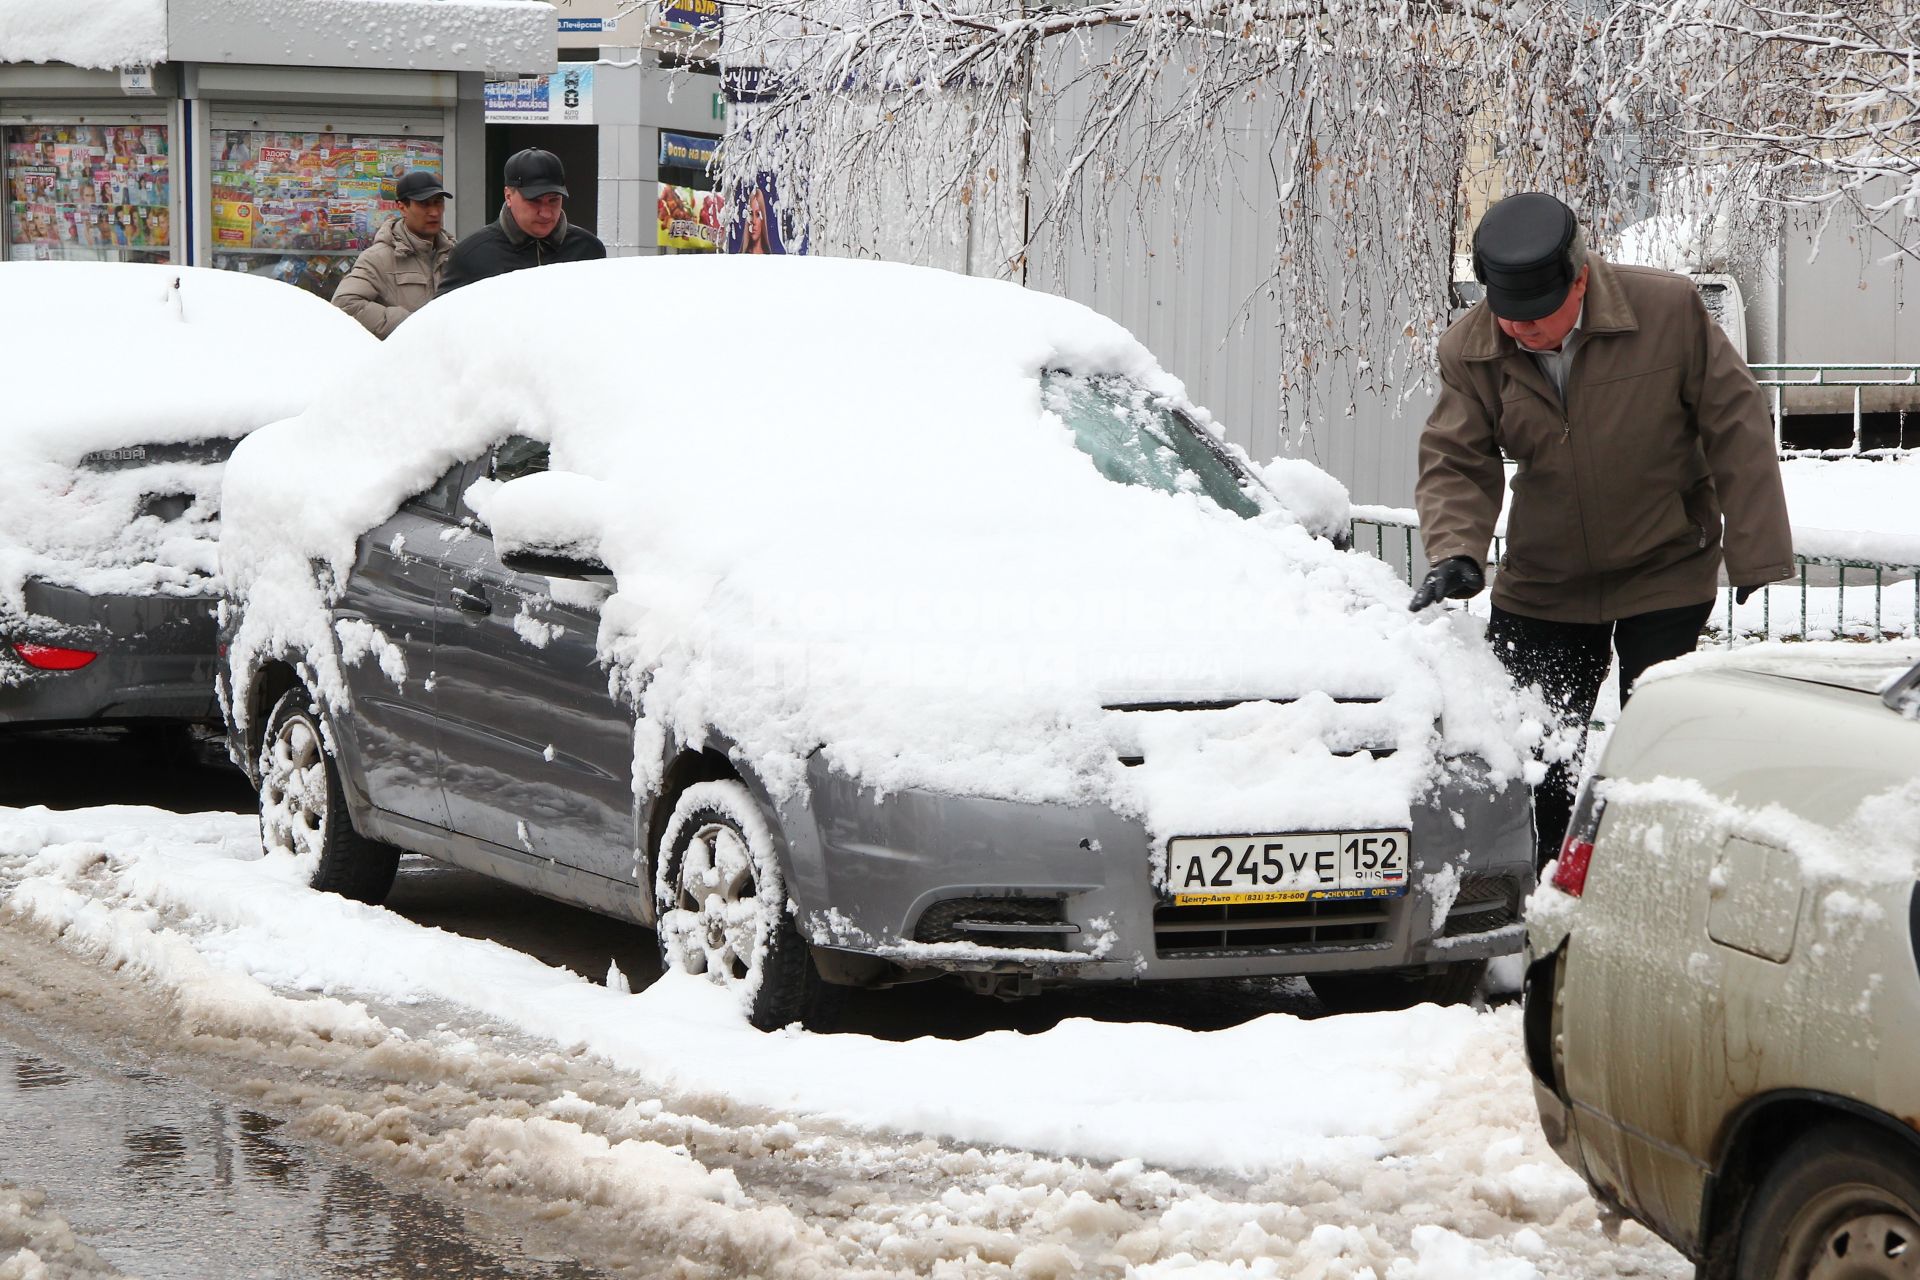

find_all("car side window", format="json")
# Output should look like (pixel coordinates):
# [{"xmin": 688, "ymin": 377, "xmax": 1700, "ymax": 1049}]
[
  {"xmin": 490, "ymin": 435, "xmax": 550, "ymax": 484},
  {"xmin": 402, "ymin": 461, "xmax": 470, "ymax": 519}
]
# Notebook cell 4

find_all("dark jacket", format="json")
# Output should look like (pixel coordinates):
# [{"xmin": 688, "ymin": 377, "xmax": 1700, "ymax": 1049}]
[
  {"xmin": 435, "ymin": 207, "xmax": 606, "ymax": 296},
  {"xmin": 332, "ymin": 217, "xmax": 455, "ymax": 338},
  {"xmin": 1415, "ymin": 256, "xmax": 1793, "ymax": 624}
]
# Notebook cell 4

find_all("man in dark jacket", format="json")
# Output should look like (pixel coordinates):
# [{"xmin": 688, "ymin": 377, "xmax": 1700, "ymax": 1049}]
[
  {"xmin": 1411, "ymin": 191, "xmax": 1792, "ymax": 870},
  {"xmin": 435, "ymin": 148, "xmax": 606, "ymax": 296}
]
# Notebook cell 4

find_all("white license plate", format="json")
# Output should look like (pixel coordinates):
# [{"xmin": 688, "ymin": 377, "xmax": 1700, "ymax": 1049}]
[{"xmin": 1166, "ymin": 831, "xmax": 1410, "ymax": 905}]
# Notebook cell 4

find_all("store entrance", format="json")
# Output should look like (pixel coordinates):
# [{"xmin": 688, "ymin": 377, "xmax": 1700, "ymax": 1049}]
[{"xmin": 482, "ymin": 124, "xmax": 597, "ymax": 236}]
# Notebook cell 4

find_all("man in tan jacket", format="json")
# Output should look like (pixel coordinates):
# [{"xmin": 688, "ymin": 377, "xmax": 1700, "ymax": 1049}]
[
  {"xmin": 332, "ymin": 169, "xmax": 455, "ymax": 338},
  {"xmin": 1412, "ymin": 191, "xmax": 1792, "ymax": 869}
]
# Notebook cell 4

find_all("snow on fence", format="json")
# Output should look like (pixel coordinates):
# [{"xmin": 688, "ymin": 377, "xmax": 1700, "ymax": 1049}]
[
  {"xmin": 1349, "ymin": 506, "xmax": 1920, "ymax": 647},
  {"xmin": 1751, "ymin": 363, "xmax": 1920, "ymax": 457}
]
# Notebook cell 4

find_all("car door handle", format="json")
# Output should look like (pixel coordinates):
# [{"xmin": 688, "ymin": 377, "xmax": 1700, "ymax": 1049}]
[{"xmin": 451, "ymin": 587, "xmax": 492, "ymax": 615}]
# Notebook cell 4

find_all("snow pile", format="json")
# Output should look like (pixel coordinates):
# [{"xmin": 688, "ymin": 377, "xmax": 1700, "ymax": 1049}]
[
  {"xmin": 221, "ymin": 255, "xmax": 1539, "ymax": 839},
  {"xmin": 0, "ymin": 804, "xmax": 1689, "ymax": 1277},
  {"xmin": 0, "ymin": 0, "xmax": 162, "ymax": 70},
  {"xmin": 0, "ymin": 1182, "xmax": 125, "ymax": 1280},
  {"xmin": 0, "ymin": 263, "xmax": 372, "ymax": 611}
]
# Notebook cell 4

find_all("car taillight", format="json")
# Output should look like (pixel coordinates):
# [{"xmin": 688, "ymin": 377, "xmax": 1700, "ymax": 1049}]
[
  {"xmin": 11, "ymin": 642, "xmax": 98, "ymax": 671},
  {"xmin": 1550, "ymin": 776, "xmax": 1608, "ymax": 896}
]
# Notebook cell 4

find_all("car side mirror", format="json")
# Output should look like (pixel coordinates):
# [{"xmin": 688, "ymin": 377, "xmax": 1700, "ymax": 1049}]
[{"xmin": 500, "ymin": 547, "xmax": 611, "ymax": 579}]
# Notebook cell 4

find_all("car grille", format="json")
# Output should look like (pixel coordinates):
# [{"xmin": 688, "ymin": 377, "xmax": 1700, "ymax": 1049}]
[
  {"xmin": 1153, "ymin": 897, "xmax": 1392, "ymax": 956},
  {"xmin": 911, "ymin": 897, "xmax": 1076, "ymax": 951},
  {"xmin": 1443, "ymin": 874, "xmax": 1523, "ymax": 937}
]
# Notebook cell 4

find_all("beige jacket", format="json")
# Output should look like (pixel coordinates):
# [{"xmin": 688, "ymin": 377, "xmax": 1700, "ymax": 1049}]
[
  {"xmin": 1415, "ymin": 257, "xmax": 1793, "ymax": 624},
  {"xmin": 332, "ymin": 217, "xmax": 454, "ymax": 339}
]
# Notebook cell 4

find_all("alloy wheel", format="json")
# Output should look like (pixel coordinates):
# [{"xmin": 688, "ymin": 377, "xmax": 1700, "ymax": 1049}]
[{"xmin": 260, "ymin": 711, "xmax": 329, "ymax": 861}]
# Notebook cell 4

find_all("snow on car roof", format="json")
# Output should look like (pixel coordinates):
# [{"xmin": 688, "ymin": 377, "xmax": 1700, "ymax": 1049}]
[
  {"xmin": 223, "ymin": 255, "xmax": 1539, "ymax": 833},
  {"xmin": 0, "ymin": 263, "xmax": 373, "ymax": 607}
]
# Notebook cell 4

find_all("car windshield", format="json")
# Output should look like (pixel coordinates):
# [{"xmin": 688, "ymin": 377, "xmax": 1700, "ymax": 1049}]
[
  {"xmin": 1041, "ymin": 371, "xmax": 1263, "ymax": 518},
  {"xmin": 77, "ymin": 438, "xmax": 244, "ymax": 471}
]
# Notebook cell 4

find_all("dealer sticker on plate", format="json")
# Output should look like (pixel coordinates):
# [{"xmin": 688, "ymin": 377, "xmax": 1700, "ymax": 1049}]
[{"xmin": 1166, "ymin": 831, "xmax": 1410, "ymax": 905}]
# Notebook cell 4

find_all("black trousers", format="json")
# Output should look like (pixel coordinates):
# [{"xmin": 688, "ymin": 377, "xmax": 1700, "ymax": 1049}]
[{"xmin": 1486, "ymin": 600, "xmax": 1714, "ymax": 871}]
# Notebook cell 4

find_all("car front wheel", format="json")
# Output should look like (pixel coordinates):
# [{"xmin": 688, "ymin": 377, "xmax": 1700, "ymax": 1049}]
[
  {"xmin": 1737, "ymin": 1120, "xmax": 1920, "ymax": 1280},
  {"xmin": 652, "ymin": 779, "xmax": 835, "ymax": 1031},
  {"xmin": 257, "ymin": 685, "xmax": 398, "ymax": 905}
]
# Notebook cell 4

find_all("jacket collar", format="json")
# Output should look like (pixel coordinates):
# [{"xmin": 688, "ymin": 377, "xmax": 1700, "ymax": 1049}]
[
  {"xmin": 380, "ymin": 215, "xmax": 451, "ymax": 258},
  {"xmin": 499, "ymin": 205, "xmax": 570, "ymax": 249},
  {"xmin": 1457, "ymin": 254, "xmax": 1638, "ymax": 363}
]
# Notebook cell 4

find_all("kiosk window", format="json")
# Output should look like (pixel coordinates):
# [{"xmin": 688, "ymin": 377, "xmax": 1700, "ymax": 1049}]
[{"xmin": 4, "ymin": 124, "xmax": 172, "ymax": 264}]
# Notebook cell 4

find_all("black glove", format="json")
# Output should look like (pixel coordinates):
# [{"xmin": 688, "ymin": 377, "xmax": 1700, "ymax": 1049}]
[
  {"xmin": 1735, "ymin": 584, "xmax": 1758, "ymax": 605},
  {"xmin": 1409, "ymin": 556, "xmax": 1486, "ymax": 611}
]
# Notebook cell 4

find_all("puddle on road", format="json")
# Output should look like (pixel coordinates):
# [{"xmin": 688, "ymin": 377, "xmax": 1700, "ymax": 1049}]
[{"xmin": 0, "ymin": 1023, "xmax": 606, "ymax": 1280}]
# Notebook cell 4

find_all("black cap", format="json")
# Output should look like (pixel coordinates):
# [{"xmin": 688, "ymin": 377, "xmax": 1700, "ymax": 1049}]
[
  {"xmin": 1472, "ymin": 192, "xmax": 1580, "ymax": 321},
  {"xmin": 395, "ymin": 169, "xmax": 450, "ymax": 203},
  {"xmin": 503, "ymin": 148, "xmax": 568, "ymax": 199}
]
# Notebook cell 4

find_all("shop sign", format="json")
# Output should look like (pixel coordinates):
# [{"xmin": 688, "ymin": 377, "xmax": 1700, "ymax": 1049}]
[
  {"xmin": 118, "ymin": 66, "xmax": 156, "ymax": 97},
  {"xmin": 659, "ymin": 0, "xmax": 721, "ymax": 34},
  {"xmin": 484, "ymin": 65, "xmax": 596, "ymax": 125},
  {"xmin": 656, "ymin": 183, "xmax": 720, "ymax": 251},
  {"xmin": 658, "ymin": 131, "xmax": 716, "ymax": 174}
]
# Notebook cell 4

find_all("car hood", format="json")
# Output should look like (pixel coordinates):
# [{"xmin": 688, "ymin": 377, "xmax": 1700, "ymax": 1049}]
[{"xmin": 1641, "ymin": 639, "xmax": 1920, "ymax": 698}]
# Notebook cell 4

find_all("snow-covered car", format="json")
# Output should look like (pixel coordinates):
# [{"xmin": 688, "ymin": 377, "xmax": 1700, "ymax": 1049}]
[
  {"xmin": 1524, "ymin": 641, "xmax": 1920, "ymax": 1278},
  {"xmin": 0, "ymin": 262, "xmax": 374, "ymax": 737},
  {"xmin": 217, "ymin": 255, "xmax": 1538, "ymax": 1029}
]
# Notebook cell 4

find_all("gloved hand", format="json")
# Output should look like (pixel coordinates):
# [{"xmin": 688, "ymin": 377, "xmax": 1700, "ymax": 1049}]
[
  {"xmin": 1409, "ymin": 556, "xmax": 1486, "ymax": 611},
  {"xmin": 1735, "ymin": 584, "xmax": 1759, "ymax": 605}
]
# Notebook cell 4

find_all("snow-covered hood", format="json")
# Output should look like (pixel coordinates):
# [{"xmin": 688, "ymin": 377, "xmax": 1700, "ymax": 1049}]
[
  {"xmin": 1642, "ymin": 639, "xmax": 1920, "ymax": 698},
  {"xmin": 0, "ymin": 263, "xmax": 374, "ymax": 608},
  {"xmin": 221, "ymin": 256, "xmax": 1540, "ymax": 834}
]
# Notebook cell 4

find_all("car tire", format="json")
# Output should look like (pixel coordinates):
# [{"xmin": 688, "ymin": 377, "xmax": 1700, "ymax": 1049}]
[
  {"xmin": 1306, "ymin": 960, "xmax": 1486, "ymax": 1015},
  {"xmin": 652, "ymin": 779, "xmax": 837, "ymax": 1032},
  {"xmin": 1735, "ymin": 1120, "xmax": 1920, "ymax": 1280},
  {"xmin": 257, "ymin": 685, "xmax": 398, "ymax": 905}
]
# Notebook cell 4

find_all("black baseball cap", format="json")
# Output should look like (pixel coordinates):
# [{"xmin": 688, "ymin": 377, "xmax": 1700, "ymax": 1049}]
[
  {"xmin": 395, "ymin": 169, "xmax": 450, "ymax": 203},
  {"xmin": 503, "ymin": 148, "xmax": 568, "ymax": 199},
  {"xmin": 1472, "ymin": 192, "xmax": 1580, "ymax": 322}
]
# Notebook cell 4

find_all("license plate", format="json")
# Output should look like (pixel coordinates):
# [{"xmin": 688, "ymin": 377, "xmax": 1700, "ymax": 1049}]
[{"xmin": 1166, "ymin": 831, "xmax": 1410, "ymax": 905}]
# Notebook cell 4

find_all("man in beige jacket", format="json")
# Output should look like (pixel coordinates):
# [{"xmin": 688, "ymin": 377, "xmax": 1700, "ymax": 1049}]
[
  {"xmin": 332, "ymin": 170, "xmax": 455, "ymax": 338},
  {"xmin": 1412, "ymin": 191, "xmax": 1792, "ymax": 869}
]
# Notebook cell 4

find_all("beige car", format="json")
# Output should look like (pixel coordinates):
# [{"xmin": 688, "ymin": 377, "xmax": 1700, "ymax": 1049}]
[{"xmin": 1525, "ymin": 641, "xmax": 1920, "ymax": 1279}]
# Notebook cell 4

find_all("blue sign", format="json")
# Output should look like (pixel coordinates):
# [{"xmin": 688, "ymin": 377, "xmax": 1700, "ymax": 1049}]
[
  {"xmin": 557, "ymin": 17, "xmax": 612, "ymax": 32},
  {"xmin": 658, "ymin": 131, "xmax": 717, "ymax": 173}
]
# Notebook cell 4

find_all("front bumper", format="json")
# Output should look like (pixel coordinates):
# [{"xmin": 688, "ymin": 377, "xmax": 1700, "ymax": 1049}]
[
  {"xmin": 784, "ymin": 754, "xmax": 1535, "ymax": 988},
  {"xmin": 0, "ymin": 581, "xmax": 220, "ymax": 727}
]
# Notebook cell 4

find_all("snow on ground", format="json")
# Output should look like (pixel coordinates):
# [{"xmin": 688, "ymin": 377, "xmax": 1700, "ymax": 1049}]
[{"xmin": 0, "ymin": 803, "xmax": 1689, "ymax": 1278}]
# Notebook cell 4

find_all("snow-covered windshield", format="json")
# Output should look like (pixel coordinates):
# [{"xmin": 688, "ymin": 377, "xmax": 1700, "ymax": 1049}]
[{"xmin": 1042, "ymin": 371, "xmax": 1263, "ymax": 519}]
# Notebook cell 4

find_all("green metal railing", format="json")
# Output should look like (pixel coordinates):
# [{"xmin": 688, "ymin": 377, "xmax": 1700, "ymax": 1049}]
[{"xmin": 1352, "ymin": 509, "xmax": 1920, "ymax": 646}]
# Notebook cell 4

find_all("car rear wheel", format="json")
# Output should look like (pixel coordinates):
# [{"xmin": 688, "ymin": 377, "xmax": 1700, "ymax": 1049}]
[
  {"xmin": 258, "ymin": 685, "xmax": 398, "ymax": 905},
  {"xmin": 1306, "ymin": 960, "xmax": 1486, "ymax": 1015},
  {"xmin": 652, "ymin": 779, "xmax": 836, "ymax": 1031},
  {"xmin": 1737, "ymin": 1121, "xmax": 1920, "ymax": 1280}
]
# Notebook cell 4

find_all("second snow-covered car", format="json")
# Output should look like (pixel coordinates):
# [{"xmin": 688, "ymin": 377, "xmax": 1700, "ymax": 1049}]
[
  {"xmin": 1526, "ymin": 641, "xmax": 1920, "ymax": 1278},
  {"xmin": 218, "ymin": 256, "xmax": 1538, "ymax": 1028},
  {"xmin": 0, "ymin": 262, "xmax": 374, "ymax": 737}
]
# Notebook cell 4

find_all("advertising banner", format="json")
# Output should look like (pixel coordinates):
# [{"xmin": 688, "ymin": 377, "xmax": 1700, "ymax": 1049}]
[
  {"xmin": 659, "ymin": 0, "xmax": 721, "ymax": 34},
  {"xmin": 656, "ymin": 183, "xmax": 721, "ymax": 251},
  {"xmin": 726, "ymin": 171, "xmax": 801, "ymax": 254},
  {"xmin": 657, "ymin": 131, "xmax": 717, "ymax": 175},
  {"xmin": 484, "ymin": 65, "xmax": 595, "ymax": 125}
]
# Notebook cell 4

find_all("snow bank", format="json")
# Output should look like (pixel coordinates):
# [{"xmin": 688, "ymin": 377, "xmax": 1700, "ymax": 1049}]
[
  {"xmin": 0, "ymin": 0, "xmax": 162, "ymax": 69},
  {"xmin": 221, "ymin": 255, "xmax": 1539, "ymax": 838},
  {"xmin": 0, "ymin": 263, "xmax": 372, "ymax": 610}
]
